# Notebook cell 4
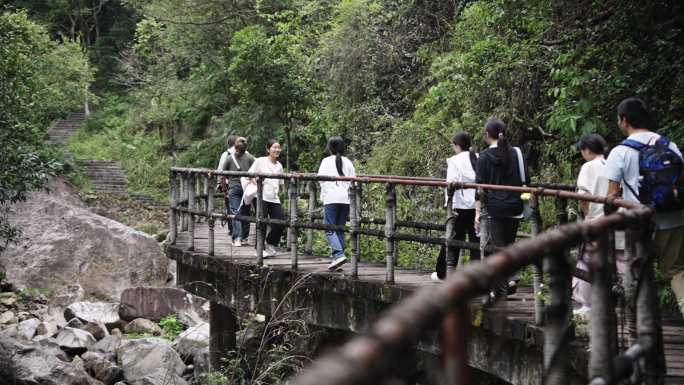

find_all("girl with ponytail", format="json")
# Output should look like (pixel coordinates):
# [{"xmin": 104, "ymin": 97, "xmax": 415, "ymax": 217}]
[
  {"xmin": 476, "ymin": 118, "xmax": 529, "ymax": 304},
  {"xmin": 317, "ymin": 137, "xmax": 356, "ymax": 271},
  {"xmin": 432, "ymin": 132, "xmax": 480, "ymax": 281}
]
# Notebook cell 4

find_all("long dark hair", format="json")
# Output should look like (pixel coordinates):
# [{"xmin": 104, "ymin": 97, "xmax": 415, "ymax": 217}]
[
  {"xmin": 452, "ymin": 132, "xmax": 477, "ymax": 171},
  {"xmin": 326, "ymin": 136, "xmax": 346, "ymax": 176},
  {"xmin": 485, "ymin": 118, "xmax": 514, "ymax": 174}
]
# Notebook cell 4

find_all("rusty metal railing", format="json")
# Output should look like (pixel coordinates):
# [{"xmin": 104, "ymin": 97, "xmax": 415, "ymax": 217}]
[{"xmin": 167, "ymin": 167, "xmax": 664, "ymax": 385}]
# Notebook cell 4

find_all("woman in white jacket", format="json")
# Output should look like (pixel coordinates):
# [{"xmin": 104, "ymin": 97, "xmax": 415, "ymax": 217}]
[
  {"xmin": 432, "ymin": 132, "xmax": 479, "ymax": 281},
  {"xmin": 246, "ymin": 139, "xmax": 285, "ymax": 257},
  {"xmin": 318, "ymin": 137, "xmax": 356, "ymax": 271}
]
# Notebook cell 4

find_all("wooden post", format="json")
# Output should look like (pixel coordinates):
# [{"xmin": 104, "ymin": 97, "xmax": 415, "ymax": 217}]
[
  {"xmin": 349, "ymin": 182, "xmax": 360, "ymax": 278},
  {"xmin": 207, "ymin": 173, "xmax": 215, "ymax": 256},
  {"xmin": 634, "ymin": 226, "xmax": 666, "ymax": 385},
  {"xmin": 445, "ymin": 185, "xmax": 456, "ymax": 278},
  {"xmin": 385, "ymin": 184, "xmax": 396, "ymax": 284},
  {"xmin": 588, "ymin": 230, "xmax": 616, "ymax": 380},
  {"xmin": 169, "ymin": 170, "xmax": 178, "ymax": 245},
  {"xmin": 543, "ymin": 199, "xmax": 571, "ymax": 385},
  {"xmin": 530, "ymin": 193, "xmax": 544, "ymax": 325},
  {"xmin": 623, "ymin": 228, "xmax": 638, "ymax": 348},
  {"xmin": 289, "ymin": 178, "xmax": 298, "ymax": 270},
  {"xmin": 209, "ymin": 301, "xmax": 236, "ymax": 370},
  {"xmin": 203, "ymin": 175, "xmax": 209, "ymax": 220},
  {"xmin": 305, "ymin": 182, "xmax": 316, "ymax": 255},
  {"xmin": 188, "ymin": 173, "xmax": 196, "ymax": 251},
  {"xmin": 256, "ymin": 177, "xmax": 264, "ymax": 266},
  {"xmin": 442, "ymin": 302, "xmax": 469, "ymax": 385},
  {"xmin": 181, "ymin": 173, "xmax": 188, "ymax": 231}
]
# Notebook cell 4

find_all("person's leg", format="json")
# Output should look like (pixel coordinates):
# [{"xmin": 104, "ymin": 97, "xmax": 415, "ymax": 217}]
[
  {"xmin": 224, "ymin": 196, "xmax": 232, "ymax": 236},
  {"xmin": 435, "ymin": 246, "xmax": 446, "ymax": 280},
  {"xmin": 266, "ymin": 202, "xmax": 285, "ymax": 247},
  {"xmin": 228, "ymin": 187, "xmax": 243, "ymax": 241},
  {"xmin": 335, "ymin": 204, "xmax": 350, "ymax": 255},
  {"xmin": 445, "ymin": 211, "xmax": 466, "ymax": 269},
  {"xmin": 461, "ymin": 209, "xmax": 480, "ymax": 261},
  {"xmin": 505, "ymin": 218, "xmax": 521, "ymax": 282},
  {"xmin": 656, "ymin": 226, "xmax": 684, "ymax": 317},
  {"xmin": 324, "ymin": 204, "xmax": 344, "ymax": 258},
  {"xmin": 239, "ymin": 203, "xmax": 252, "ymax": 241}
]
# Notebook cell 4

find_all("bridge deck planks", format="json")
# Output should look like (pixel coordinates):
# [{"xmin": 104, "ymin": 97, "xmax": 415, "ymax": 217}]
[{"xmin": 172, "ymin": 224, "xmax": 684, "ymax": 381}]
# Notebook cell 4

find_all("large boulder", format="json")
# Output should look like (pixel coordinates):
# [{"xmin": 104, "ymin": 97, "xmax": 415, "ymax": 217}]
[
  {"xmin": 55, "ymin": 327, "xmax": 96, "ymax": 354},
  {"xmin": 0, "ymin": 336, "xmax": 100, "ymax": 385},
  {"xmin": 16, "ymin": 318, "xmax": 41, "ymax": 341},
  {"xmin": 90, "ymin": 335, "xmax": 121, "ymax": 362},
  {"xmin": 117, "ymin": 337, "xmax": 187, "ymax": 385},
  {"xmin": 1, "ymin": 178, "xmax": 168, "ymax": 301},
  {"xmin": 65, "ymin": 302, "xmax": 121, "ymax": 329},
  {"xmin": 119, "ymin": 287, "xmax": 209, "ymax": 326},
  {"xmin": 174, "ymin": 322, "xmax": 209, "ymax": 362}
]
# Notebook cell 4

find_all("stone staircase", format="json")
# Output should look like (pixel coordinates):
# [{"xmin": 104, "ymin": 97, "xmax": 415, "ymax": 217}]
[
  {"xmin": 46, "ymin": 113, "xmax": 165, "ymax": 208},
  {"xmin": 77, "ymin": 160, "xmax": 128, "ymax": 195},
  {"xmin": 46, "ymin": 112, "xmax": 86, "ymax": 149}
]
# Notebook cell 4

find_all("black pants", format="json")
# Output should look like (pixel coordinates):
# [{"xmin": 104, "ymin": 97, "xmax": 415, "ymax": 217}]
[
  {"xmin": 435, "ymin": 209, "xmax": 480, "ymax": 279},
  {"xmin": 487, "ymin": 216, "xmax": 520, "ymax": 293},
  {"xmin": 260, "ymin": 201, "xmax": 285, "ymax": 246}
]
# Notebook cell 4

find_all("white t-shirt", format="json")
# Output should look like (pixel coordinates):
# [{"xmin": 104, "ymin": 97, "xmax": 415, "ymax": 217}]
[
  {"xmin": 445, "ymin": 152, "xmax": 477, "ymax": 209},
  {"xmin": 577, "ymin": 156, "xmax": 608, "ymax": 220},
  {"xmin": 604, "ymin": 131, "xmax": 684, "ymax": 230},
  {"xmin": 247, "ymin": 157, "xmax": 284, "ymax": 204},
  {"xmin": 318, "ymin": 155, "xmax": 356, "ymax": 205}
]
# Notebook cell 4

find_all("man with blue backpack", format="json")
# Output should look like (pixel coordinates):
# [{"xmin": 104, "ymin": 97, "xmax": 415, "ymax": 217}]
[{"xmin": 605, "ymin": 97, "xmax": 684, "ymax": 317}]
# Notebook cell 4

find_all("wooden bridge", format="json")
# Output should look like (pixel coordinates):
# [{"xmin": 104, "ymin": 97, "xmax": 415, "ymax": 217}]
[{"xmin": 164, "ymin": 167, "xmax": 684, "ymax": 385}]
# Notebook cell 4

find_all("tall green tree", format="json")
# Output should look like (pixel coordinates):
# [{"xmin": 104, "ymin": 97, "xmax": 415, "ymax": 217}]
[{"xmin": 0, "ymin": 11, "xmax": 94, "ymax": 250}]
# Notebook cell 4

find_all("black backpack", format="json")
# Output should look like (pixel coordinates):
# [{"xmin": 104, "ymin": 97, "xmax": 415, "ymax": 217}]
[{"xmin": 620, "ymin": 136, "xmax": 684, "ymax": 210}]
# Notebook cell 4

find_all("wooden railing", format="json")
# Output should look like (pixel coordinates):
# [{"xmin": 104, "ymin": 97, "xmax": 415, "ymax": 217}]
[{"xmin": 168, "ymin": 167, "xmax": 664, "ymax": 385}]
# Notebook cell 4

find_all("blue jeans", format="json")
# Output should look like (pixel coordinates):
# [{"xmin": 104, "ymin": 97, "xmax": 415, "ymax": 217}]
[
  {"xmin": 228, "ymin": 186, "xmax": 250, "ymax": 241},
  {"xmin": 324, "ymin": 204, "xmax": 350, "ymax": 259}
]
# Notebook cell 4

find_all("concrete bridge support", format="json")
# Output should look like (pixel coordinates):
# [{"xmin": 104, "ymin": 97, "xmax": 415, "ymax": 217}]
[{"xmin": 210, "ymin": 301, "xmax": 237, "ymax": 370}]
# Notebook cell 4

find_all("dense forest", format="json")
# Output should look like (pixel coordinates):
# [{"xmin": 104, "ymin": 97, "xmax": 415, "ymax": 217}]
[{"xmin": 2, "ymin": 0, "xmax": 684, "ymax": 237}]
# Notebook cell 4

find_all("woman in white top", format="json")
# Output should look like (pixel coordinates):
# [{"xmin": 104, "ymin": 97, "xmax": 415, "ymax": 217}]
[
  {"xmin": 246, "ymin": 139, "xmax": 285, "ymax": 257},
  {"xmin": 432, "ymin": 132, "xmax": 479, "ymax": 281},
  {"xmin": 317, "ymin": 137, "xmax": 356, "ymax": 271},
  {"xmin": 572, "ymin": 134, "xmax": 625, "ymax": 314}
]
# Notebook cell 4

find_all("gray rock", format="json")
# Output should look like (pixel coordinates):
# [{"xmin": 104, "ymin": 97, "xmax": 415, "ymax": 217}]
[
  {"xmin": 193, "ymin": 347, "xmax": 210, "ymax": 379},
  {"xmin": 36, "ymin": 320, "xmax": 59, "ymax": 337},
  {"xmin": 91, "ymin": 335, "xmax": 122, "ymax": 360},
  {"xmin": 72, "ymin": 355, "xmax": 86, "ymax": 369},
  {"xmin": 65, "ymin": 302, "xmax": 121, "ymax": 328},
  {"xmin": 174, "ymin": 322, "xmax": 209, "ymax": 362},
  {"xmin": 50, "ymin": 284, "xmax": 86, "ymax": 309},
  {"xmin": 119, "ymin": 287, "xmax": 208, "ymax": 326},
  {"xmin": 0, "ymin": 310, "xmax": 15, "ymax": 324},
  {"xmin": 85, "ymin": 354, "xmax": 125, "ymax": 385},
  {"xmin": 82, "ymin": 320, "xmax": 110, "ymax": 340},
  {"xmin": 55, "ymin": 327, "xmax": 96, "ymax": 354},
  {"xmin": 117, "ymin": 337, "xmax": 187, "ymax": 385},
  {"xmin": 111, "ymin": 328, "xmax": 123, "ymax": 338},
  {"xmin": 66, "ymin": 317, "xmax": 86, "ymax": 329},
  {"xmin": 0, "ymin": 336, "xmax": 100, "ymax": 384},
  {"xmin": 16, "ymin": 318, "xmax": 41, "ymax": 340},
  {"xmin": 0, "ymin": 296, "xmax": 17, "ymax": 307},
  {"xmin": 123, "ymin": 318, "xmax": 162, "ymax": 336},
  {"xmin": 0, "ymin": 178, "xmax": 168, "ymax": 301}
]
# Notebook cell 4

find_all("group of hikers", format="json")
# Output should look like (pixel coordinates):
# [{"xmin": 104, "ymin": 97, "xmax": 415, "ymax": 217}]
[{"xmin": 216, "ymin": 97, "xmax": 684, "ymax": 316}]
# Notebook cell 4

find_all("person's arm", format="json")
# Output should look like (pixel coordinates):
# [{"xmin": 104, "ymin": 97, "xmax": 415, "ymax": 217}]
[
  {"xmin": 522, "ymin": 150, "xmax": 531, "ymax": 186},
  {"xmin": 576, "ymin": 163, "xmax": 590, "ymax": 217},
  {"xmin": 604, "ymin": 148, "xmax": 624, "ymax": 199},
  {"xmin": 607, "ymin": 180, "xmax": 621, "ymax": 199},
  {"xmin": 217, "ymin": 152, "xmax": 228, "ymax": 191}
]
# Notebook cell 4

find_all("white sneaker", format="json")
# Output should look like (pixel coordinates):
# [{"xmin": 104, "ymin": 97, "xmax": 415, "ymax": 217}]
[
  {"xmin": 327, "ymin": 256, "xmax": 348, "ymax": 271},
  {"xmin": 431, "ymin": 272, "xmax": 443, "ymax": 282},
  {"xmin": 264, "ymin": 243, "xmax": 277, "ymax": 258},
  {"xmin": 232, "ymin": 239, "xmax": 242, "ymax": 247}
]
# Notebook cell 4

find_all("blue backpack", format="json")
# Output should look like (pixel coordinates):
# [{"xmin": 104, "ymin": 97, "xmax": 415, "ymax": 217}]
[{"xmin": 620, "ymin": 136, "xmax": 684, "ymax": 210}]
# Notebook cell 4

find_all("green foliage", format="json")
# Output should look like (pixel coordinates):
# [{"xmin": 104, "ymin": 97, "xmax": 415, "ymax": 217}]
[
  {"xmin": 159, "ymin": 314, "xmax": 185, "ymax": 341},
  {"xmin": 0, "ymin": 10, "xmax": 93, "ymax": 250}
]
